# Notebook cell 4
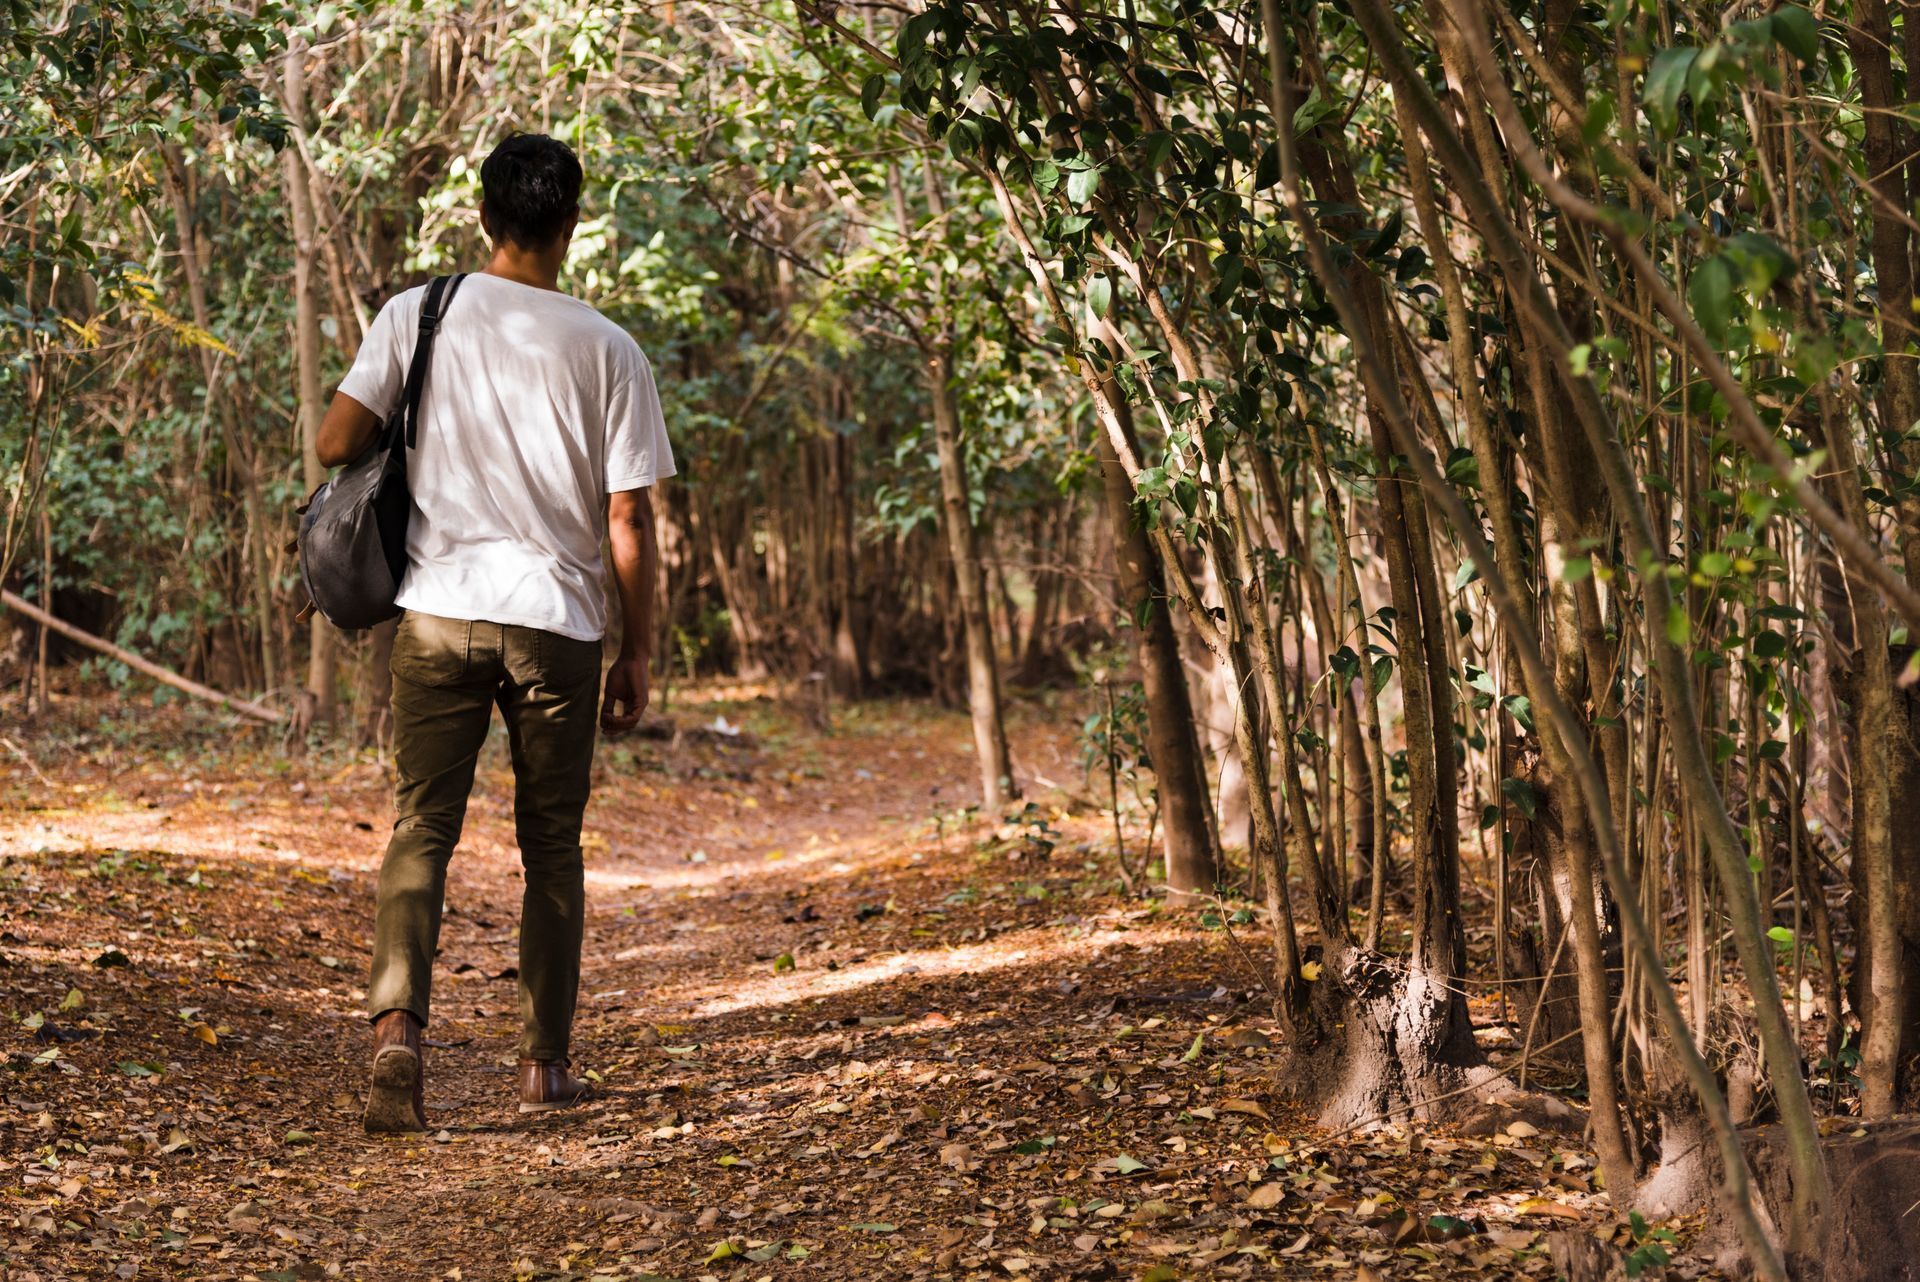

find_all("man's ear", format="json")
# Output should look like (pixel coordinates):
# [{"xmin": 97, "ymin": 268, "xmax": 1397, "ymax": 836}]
[
  {"xmin": 479, "ymin": 204, "xmax": 494, "ymax": 242},
  {"xmin": 562, "ymin": 208, "xmax": 580, "ymax": 242}
]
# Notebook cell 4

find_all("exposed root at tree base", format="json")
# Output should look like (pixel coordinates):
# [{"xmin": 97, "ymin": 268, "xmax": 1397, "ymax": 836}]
[{"xmin": 1273, "ymin": 953, "xmax": 1582, "ymax": 1140}]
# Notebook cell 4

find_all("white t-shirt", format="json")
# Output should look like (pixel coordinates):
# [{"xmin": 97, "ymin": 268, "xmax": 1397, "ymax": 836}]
[{"xmin": 336, "ymin": 273, "xmax": 674, "ymax": 642}]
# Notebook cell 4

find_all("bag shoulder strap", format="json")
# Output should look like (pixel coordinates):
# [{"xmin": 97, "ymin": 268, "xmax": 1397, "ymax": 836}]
[{"xmin": 396, "ymin": 272, "xmax": 468, "ymax": 451}]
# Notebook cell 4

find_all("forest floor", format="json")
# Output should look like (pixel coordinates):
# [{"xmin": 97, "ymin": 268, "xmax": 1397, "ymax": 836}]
[{"xmin": 0, "ymin": 685, "xmax": 1708, "ymax": 1282}]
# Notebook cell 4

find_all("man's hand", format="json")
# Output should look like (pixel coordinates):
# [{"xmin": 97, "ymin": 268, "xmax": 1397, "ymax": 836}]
[{"xmin": 600, "ymin": 655, "xmax": 650, "ymax": 734}]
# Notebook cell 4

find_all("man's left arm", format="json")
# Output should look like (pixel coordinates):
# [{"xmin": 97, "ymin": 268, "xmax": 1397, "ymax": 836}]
[{"xmin": 601, "ymin": 486, "xmax": 657, "ymax": 734}]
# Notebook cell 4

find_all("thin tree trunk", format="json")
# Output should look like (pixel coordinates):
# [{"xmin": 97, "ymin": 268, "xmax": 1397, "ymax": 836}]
[
  {"xmin": 284, "ymin": 37, "xmax": 334, "ymax": 728},
  {"xmin": 927, "ymin": 348, "xmax": 1018, "ymax": 812},
  {"xmin": 1092, "ymin": 354, "xmax": 1217, "ymax": 893}
]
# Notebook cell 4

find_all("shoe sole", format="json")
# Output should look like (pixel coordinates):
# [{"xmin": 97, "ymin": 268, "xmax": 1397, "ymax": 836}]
[
  {"xmin": 517, "ymin": 1092, "xmax": 591, "ymax": 1115},
  {"xmin": 363, "ymin": 1045, "xmax": 425, "ymax": 1133}
]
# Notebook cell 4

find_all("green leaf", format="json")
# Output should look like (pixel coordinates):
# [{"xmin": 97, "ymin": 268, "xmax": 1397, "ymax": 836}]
[
  {"xmin": 1666, "ymin": 603, "xmax": 1692, "ymax": 647},
  {"xmin": 1293, "ymin": 87, "xmax": 1337, "ymax": 134},
  {"xmin": 1502, "ymin": 694, "xmax": 1535, "ymax": 733},
  {"xmin": 1689, "ymin": 255, "xmax": 1733, "ymax": 347},
  {"xmin": 1643, "ymin": 46, "xmax": 1699, "ymax": 136},
  {"xmin": 946, "ymin": 118, "xmax": 982, "ymax": 160},
  {"xmin": 1499, "ymin": 776, "xmax": 1541, "ymax": 821},
  {"xmin": 860, "ymin": 72, "xmax": 887, "ymax": 120},
  {"xmin": 1771, "ymin": 6, "xmax": 1819, "ymax": 63},
  {"xmin": 1140, "ymin": 130, "xmax": 1176, "ymax": 170},
  {"xmin": 1087, "ymin": 275, "xmax": 1112, "ymax": 319},
  {"xmin": 1723, "ymin": 231, "xmax": 1796, "ymax": 293},
  {"xmin": 1181, "ymin": 1031, "xmax": 1204, "ymax": 1062},
  {"xmin": 1067, "ymin": 164, "xmax": 1102, "ymax": 205},
  {"xmin": 773, "ymin": 951, "xmax": 795, "ymax": 973},
  {"xmin": 1254, "ymin": 140, "xmax": 1280, "ymax": 190},
  {"xmin": 849, "ymin": 1222, "xmax": 898, "ymax": 1233},
  {"xmin": 1113, "ymin": 1154, "xmax": 1149, "ymax": 1174}
]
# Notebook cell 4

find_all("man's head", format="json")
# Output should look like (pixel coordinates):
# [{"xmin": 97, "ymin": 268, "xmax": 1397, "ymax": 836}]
[{"xmin": 479, "ymin": 133, "xmax": 582, "ymax": 251}]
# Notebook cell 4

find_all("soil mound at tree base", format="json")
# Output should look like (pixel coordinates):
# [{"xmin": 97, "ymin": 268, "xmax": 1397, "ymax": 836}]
[{"xmin": 1691, "ymin": 1119, "xmax": 1920, "ymax": 1280}]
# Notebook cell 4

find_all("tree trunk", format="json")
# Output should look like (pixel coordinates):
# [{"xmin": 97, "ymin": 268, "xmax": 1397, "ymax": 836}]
[
  {"xmin": 160, "ymin": 147, "xmax": 277, "ymax": 702},
  {"xmin": 284, "ymin": 37, "xmax": 334, "ymax": 727},
  {"xmin": 1093, "ymin": 372, "xmax": 1217, "ymax": 893},
  {"xmin": 926, "ymin": 349, "xmax": 1017, "ymax": 812}
]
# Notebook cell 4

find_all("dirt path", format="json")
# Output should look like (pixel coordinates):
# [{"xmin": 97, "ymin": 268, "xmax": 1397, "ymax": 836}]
[{"xmin": 3, "ymin": 691, "xmax": 1619, "ymax": 1281}]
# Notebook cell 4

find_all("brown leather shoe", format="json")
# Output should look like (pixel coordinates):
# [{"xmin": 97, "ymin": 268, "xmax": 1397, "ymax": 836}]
[
  {"xmin": 518, "ymin": 1058, "xmax": 591, "ymax": 1114},
  {"xmin": 363, "ymin": 1010, "xmax": 427, "ymax": 1133}
]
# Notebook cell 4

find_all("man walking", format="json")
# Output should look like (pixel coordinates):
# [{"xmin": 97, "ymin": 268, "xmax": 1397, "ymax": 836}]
[{"xmin": 314, "ymin": 134, "xmax": 671, "ymax": 1131}]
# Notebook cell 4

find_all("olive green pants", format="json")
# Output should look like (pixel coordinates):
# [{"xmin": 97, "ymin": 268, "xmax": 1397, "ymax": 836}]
[{"xmin": 366, "ymin": 611, "xmax": 601, "ymax": 1061}]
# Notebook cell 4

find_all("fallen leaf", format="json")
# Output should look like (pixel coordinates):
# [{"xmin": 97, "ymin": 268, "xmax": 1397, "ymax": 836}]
[
  {"xmin": 1516, "ymin": 1198, "xmax": 1583, "ymax": 1220},
  {"xmin": 1245, "ymin": 1182, "xmax": 1285, "ymax": 1209}
]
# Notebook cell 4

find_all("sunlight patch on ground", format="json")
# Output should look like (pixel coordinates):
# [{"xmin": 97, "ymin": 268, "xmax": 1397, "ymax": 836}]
[
  {"xmin": 585, "ymin": 829, "xmax": 931, "ymax": 893},
  {"xmin": 675, "ymin": 921, "xmax": 1190, "ymax": 1019}
]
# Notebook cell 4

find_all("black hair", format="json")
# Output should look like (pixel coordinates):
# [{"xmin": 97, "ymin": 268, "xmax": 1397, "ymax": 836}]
[{"xmin": 479, "ymin": 133, "xmax": 583, "ymax": 250}]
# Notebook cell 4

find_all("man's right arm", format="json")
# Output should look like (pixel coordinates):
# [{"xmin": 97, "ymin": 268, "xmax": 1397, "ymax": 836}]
[
  {"xmin": 315, "ymin": 392, "xmax": 383, "ymax": 467},
  {"xmin": 601, "ymin": 486, "xmax": 657, "ymax": 734},
  {"xmin": 319, "ymin": 293, "xmax": 409, "ymax": 468}
]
